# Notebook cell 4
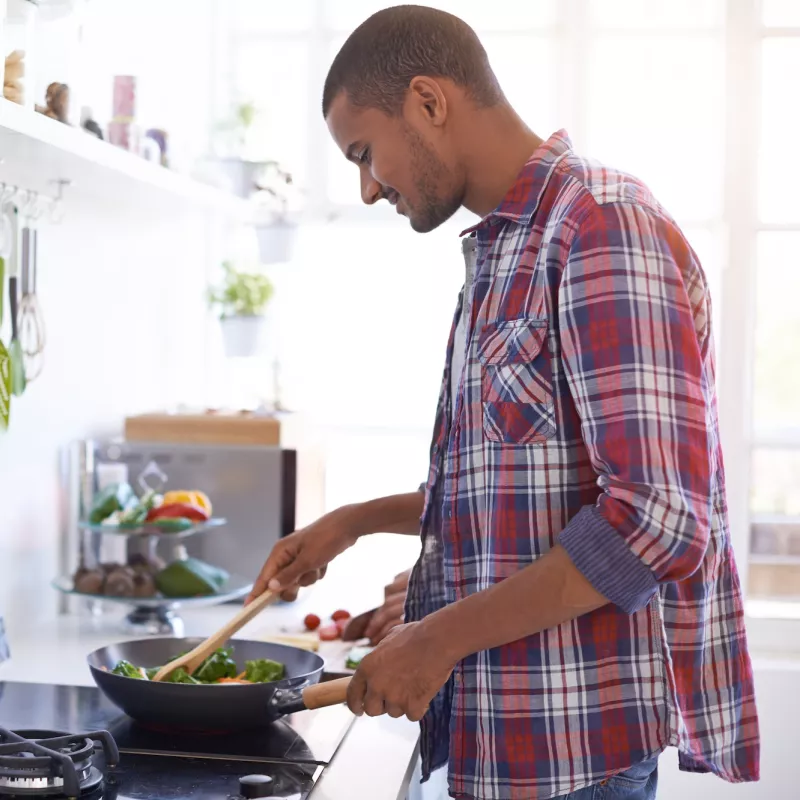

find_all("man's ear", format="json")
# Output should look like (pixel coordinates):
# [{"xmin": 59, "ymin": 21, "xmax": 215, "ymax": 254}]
[{"xmin": 406, "ymin": 76, "xmax": 448, "ymax": 128}]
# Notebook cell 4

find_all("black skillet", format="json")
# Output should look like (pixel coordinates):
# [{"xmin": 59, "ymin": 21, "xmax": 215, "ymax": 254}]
[{"xmin": 88, "ymin": 637, "xmax": 351, "ymax": 731}]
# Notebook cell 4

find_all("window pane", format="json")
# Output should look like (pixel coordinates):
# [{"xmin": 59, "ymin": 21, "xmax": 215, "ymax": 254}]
[
  {"xmin": 584, "ymin": 36, "xmax": 725, "ymax": 222},
  {"xmin": 231, "ymin": 42, "xmax": 310, "ymax": 181},
  {"xmin": 749, "ymin": 449, "xmax": 800, "ymax": 602},
  {"xmin": 751, "ymin": 449, "xmax": 800, "ymax": 518},
  {"xmin": 483, "ymin": 36, "xmax": 558, "ymax": 134},
  {"xmin": 230, "ymin": 0, "xmax": 313, "ymax": 33},
  {"xmin": 763, "ymin": 0, "xmax": 800, "ymax": 27},
  {"xmin": 752, "ymin": 233, "xmax": 800, "ymax": 433},
  {"xmin": 588, "ymin": 0, "xmax": 723, "ymax": 29},
  {"xmin": 273, "ymin": 219, "xmax": 464, "ymax": 428},
  {"xmin": 759, "ymin": 38, "xmax": 800, "ymax": 223},
  {"xmin": 327, "ymin": 0, "xmax": 557, "ymax": 32}
]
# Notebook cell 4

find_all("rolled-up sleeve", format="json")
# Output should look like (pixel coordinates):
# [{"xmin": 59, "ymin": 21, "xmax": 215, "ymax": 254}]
[{"xmin": 557, "ymin": 199, "xmax": 714, "ymax": 614}]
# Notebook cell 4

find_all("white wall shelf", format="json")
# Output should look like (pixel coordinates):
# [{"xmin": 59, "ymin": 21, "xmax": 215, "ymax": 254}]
[{"xmin": 0, "ymin": 99, "xmax": 250, "ymax": 216}]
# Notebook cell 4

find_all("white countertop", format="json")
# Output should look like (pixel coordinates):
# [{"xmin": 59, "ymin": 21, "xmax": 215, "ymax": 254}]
[{"xmin": 0, "ymin": 603, "xmax": 420, "ymax": 800}]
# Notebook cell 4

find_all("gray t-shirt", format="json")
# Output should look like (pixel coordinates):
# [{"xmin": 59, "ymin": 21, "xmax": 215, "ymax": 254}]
[{"xmin": 451, "ymin": 237, "xmax": 478, "ymax": 420}]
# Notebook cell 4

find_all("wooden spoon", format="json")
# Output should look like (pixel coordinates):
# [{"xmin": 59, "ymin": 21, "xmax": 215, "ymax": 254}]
[{"xmin": 152, "ymin": 590, "xmax": 277, "ymax": 682}]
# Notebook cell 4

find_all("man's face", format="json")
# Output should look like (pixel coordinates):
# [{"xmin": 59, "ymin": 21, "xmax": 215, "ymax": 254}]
[{"xmin": 326, "ymin": 91, "xmax": 464, "ymax": 233}]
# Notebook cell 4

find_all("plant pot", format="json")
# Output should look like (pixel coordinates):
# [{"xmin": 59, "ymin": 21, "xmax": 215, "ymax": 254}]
[
  {"xmin": 254, "ymin": 220, "xmax": 298, "ymax": 265},
  {"xmin": 220, "ymin": 315, "xmax": 267, "ymax": 358},
  {"xmin": 211, "ymin": 159, "xmax": 268, "ymax": 199}
]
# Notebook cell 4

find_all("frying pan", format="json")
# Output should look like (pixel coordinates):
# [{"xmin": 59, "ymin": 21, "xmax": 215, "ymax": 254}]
[{"xmin": 88, "ymin": 637, "xmax": 350, "ymax": 731}]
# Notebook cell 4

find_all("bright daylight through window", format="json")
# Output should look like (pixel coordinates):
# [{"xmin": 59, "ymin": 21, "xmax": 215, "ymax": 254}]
[{"xmin": 221, "ymin": 0, "xmax": 800, "ymax": 634}]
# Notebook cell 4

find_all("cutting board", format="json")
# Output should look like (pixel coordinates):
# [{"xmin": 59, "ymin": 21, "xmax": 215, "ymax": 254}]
[{"xmin": 125, "ymin": 411, "xmax": 281, "ymax": 447}]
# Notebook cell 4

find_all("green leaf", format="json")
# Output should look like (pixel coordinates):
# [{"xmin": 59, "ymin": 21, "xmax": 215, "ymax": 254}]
[
  {"xmin": 193, "ymin": 646, "xmax": 238, "ymax": 682},
  {"xmin": 111, "ymin": 660, "xmax": 147, "ymax": 680},
  {"xmin": 244, "ymin": 658, "xmax": 286, "ymax": 683}
]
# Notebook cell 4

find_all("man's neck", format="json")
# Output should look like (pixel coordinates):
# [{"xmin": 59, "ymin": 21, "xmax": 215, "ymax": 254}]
[{"xmin": 458, "ymin": 106, "xmax": 544, "ymax": 218}]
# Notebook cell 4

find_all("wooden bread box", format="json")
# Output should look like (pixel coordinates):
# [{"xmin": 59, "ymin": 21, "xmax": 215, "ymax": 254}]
[{"xmin": 124, "ymin": 411, "xmax": 281, "ymax": 447}]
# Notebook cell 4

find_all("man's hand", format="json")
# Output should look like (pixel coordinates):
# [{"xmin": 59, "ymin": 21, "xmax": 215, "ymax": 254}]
[
  {"xmin": 342, "ymin": 569, "xmax": 412, "ymax": 643},
  {"xmin": 245, "ymin": 504, "xmax": 363, "ymax": 604},
  {"xmin": 364, "ymin": 569, "xmax": 410, "ymax": 644},
  {"xmin": 346, "ymin": 621, "xmax": 456, "ymax": 721}
]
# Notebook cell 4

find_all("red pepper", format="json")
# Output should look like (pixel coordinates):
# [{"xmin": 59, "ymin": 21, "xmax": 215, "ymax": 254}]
[{"xmin": 146, "ymin": 502, "xmax": 209, "ymax": 522}]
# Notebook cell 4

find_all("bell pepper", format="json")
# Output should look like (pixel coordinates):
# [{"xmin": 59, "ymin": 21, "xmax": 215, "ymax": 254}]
[
  {"xmin": 163, "ymin": 490, "xmax": 213, "ymax": 516},
  {"xmin": 146, "ymin": 502, "xmax": 209, "ymax": 523}
]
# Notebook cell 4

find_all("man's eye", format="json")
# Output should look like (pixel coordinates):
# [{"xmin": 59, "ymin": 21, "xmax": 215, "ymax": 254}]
[{"xmin": 358, "ymin": 148, "xmax": 371, "ymax": 165}]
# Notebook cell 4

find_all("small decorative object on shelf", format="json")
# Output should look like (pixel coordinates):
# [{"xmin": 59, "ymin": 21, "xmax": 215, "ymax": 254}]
[
  {"xmin": 80, "ymin": 105, "xmax": 103, "ymax": 139},
  {"xmin": 36, "ymin": 81, "xmax": 70, "ymax": 123},
  {"xmin": 3, "ymin": 50, "xmax": 26, "ymax": 105},
  {"xmin": 208, "ymin": 260, "xmax": 274, "ymax": 359},
  {"xmin": 108, "ymin": 74, "xmax": 138, "ymax": 151}
]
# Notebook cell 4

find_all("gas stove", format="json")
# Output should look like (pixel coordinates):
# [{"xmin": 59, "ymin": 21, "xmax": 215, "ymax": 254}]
[
  {"xmin": 0, "ymin": 728, "xmax": 117, "ymax": 797},
  {"xmin": 0, "ymin": 681, "xmax": 354, "ymax": 799}
]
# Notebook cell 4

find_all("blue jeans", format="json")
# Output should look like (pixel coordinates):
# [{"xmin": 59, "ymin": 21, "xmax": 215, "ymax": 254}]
[{"xmin": 558, "ymin": 757, "xmax": 659, "ymax": 800}]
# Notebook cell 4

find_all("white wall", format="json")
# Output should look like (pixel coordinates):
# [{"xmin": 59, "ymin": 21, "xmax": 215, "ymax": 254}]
[{"xmin": 0, "ymin": 193, "xmax": 214, "ymax": 627}]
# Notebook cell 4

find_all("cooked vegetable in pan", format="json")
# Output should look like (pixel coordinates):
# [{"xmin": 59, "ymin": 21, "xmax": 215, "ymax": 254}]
[{"xmin": 110, "ymin": 646, "xmax": 285, "ymax": 685}]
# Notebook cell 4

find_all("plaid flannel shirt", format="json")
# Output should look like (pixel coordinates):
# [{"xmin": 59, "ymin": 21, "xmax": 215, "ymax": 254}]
[{"xmin": 405, "ymin": 131, "xmax": 760, "ymax": 800}]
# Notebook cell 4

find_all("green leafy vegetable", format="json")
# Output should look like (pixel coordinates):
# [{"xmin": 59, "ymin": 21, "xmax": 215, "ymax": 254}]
[
  {"xmin": 162, "ymin": 667, "xmax": 201, "ymax": 684},
  {"xmin": 193, "ymin": 646, "xmax": 237, "ymax": 682},
  {"xmin": 111, "ymin": 660, "xmax": 147, "ymax": 680},
  {"xmin": 110, "ymin": 646, "xmax": 280, "ymax": 685},
  {"xmin": 244, "ymin": 658, "xmax": 286, "ymax": 683}
]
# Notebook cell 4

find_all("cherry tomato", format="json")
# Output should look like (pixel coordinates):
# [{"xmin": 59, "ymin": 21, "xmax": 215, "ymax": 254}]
[
  {"xmin": 331, "ymin": 609, "xmax": 351, "ymax": 622},
  {"xmin": 304, "ymin": 614, "xmax": 321, "ymax": 631},
  {"xmin": 318, "ymin": 623, "xmax": 340, "ymax": 641}
]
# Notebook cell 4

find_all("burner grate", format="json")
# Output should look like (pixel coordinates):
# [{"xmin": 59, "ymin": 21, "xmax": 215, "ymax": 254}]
[{"xmin": 0, "ymin": 728, "xmax": 118, "ymax": 799}]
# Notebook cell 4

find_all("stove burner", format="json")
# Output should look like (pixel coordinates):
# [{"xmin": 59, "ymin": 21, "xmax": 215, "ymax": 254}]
[{"xmin": 0, "ymin": 728, "xmax": 118, "ymax": 799}]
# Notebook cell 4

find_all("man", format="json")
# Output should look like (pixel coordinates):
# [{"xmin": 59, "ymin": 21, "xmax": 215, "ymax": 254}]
[{"xmin": 247, "ymin": 6, "xmax": 760, "ymax": 799}]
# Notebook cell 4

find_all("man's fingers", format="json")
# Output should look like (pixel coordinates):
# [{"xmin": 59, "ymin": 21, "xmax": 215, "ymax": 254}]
[
  {"xmin": 346, "ymin": 670, "xmax": 367, "ymax": 716},
  {"xmin": 365, "ymin": 595, "xmax": 406, "ymax": 640},
  {"xmin": 280, "ymin": 586, "xmax": 299, "ymax": 602},
  {"xmin": 371, "ymin": 616, "xmax": 404, "ymax": 646},
  {"xmin": 362, "ymin": 683, "xmax": 386, "ymax": 717},
  {"xmin": 386, "ymin": 703, "xmax": 405, "ymax": 719}
]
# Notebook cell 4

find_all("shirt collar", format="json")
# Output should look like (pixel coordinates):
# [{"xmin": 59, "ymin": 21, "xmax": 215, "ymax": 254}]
[{"xmin": 460, "ymin": 129, "xmax": 573, "ymax": 237}]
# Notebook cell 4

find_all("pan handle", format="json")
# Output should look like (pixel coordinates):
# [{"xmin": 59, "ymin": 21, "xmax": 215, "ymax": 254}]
[{"xmin": 271, "ymin": 676, "xmax": 352, "ymax": 716}]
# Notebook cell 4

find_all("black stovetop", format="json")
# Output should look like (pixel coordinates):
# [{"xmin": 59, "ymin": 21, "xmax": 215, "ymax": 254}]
[{"xmin": 0, "ymin": 681, "xmax": 354, "ymax": 800}]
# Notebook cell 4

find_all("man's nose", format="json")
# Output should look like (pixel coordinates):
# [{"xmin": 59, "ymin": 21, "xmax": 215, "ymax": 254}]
[{"xmin": 360, "ymin": 170, "xmax": 382, "ymax": 206}]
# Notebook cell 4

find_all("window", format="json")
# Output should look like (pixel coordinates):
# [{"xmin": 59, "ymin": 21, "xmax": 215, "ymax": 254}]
[{"xmin": 220, "ymin": 1, "xmax": 800, "ymax": 638}]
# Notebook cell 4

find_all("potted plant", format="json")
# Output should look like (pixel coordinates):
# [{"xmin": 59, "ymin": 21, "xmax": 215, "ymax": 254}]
[
  {"xmin": 209, "ymin": 101, "xmax": 270, "ymax": 198},
  {"xmin": 252, "ymin": 161, "xmax": 302, "ymax": 264},
  {"xmin": 208, "ymin": 261, "xmax": 275, "ymax": 358}
]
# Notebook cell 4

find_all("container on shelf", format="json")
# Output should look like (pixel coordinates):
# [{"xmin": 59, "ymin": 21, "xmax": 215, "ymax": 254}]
[
  {"xmin": 2, "ymin": 0, "xmax": 38, "ymax": 110},
  {"xmin": 53, "ymin": 515, "xmax": 247, "ymax": 636}
]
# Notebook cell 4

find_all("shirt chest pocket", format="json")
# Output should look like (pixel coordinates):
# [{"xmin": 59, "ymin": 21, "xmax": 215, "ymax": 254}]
[{"xmin": 477, "ymin": 319, "xmax": 556, "ymax": 445}]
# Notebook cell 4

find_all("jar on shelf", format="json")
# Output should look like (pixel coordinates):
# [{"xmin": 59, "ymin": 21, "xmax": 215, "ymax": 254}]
[{"xmin": 2, "ymin": 0, "xmax": 38, "ymax": 110}]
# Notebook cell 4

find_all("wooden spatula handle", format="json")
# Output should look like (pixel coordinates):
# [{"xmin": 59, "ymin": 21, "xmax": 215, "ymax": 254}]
[
  {"xmin": 302, "ymin": 677, "xmax": 352, "ymax": 710},
  {"xmin": 187, "ymin": 590, "xmax": 277, "ymax": 665},
  {"xmin": 151, "ymin": 590, "xmax": 277, "ymax": 681}
]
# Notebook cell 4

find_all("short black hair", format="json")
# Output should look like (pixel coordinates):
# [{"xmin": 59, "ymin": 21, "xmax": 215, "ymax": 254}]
[{"xmin": 322, "ymin": 4, "xmax": 503, "ymax": 118}]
